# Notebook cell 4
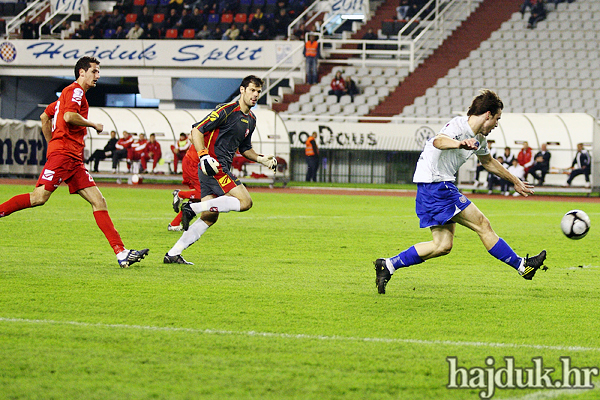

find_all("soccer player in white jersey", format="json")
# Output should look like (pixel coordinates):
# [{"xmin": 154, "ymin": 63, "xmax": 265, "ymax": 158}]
[{"xmin": 374, "ymin": 89, "xmax": 547, "ymax": 294}]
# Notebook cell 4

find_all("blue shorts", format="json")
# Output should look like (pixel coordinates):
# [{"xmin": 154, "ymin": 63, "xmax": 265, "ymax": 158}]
[{"xmin": 415, "ymin": 182, "xmax": 471, "ymax": 228}]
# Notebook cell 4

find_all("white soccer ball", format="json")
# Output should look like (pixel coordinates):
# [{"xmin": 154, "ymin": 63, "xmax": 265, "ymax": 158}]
[
  {"xmin": 561, "ymin": 209, "xmax": 591, "ymax": 240},
  {"xmin": 131, "ymin": 174, "xmax": 140, "ymax": 184}
]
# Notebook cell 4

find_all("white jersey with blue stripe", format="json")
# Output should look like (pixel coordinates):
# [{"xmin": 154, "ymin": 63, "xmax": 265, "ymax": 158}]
[{"xmin": 413, "ymin": 116, "xmax": 490, "ymax": 183}]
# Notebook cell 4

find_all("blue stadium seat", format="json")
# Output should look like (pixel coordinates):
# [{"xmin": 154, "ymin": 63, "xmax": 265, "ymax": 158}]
[{"xmin": 104, "ymin": 29, "xmax": 116, "ymax": 38}]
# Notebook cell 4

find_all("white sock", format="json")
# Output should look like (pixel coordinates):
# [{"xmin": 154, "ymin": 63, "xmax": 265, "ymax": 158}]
[
  {"xmin": 117, "ymin": 249, "xmax": 129, "ymax": 260},
  {"xmin": 167, "ymin": 220, "xmax": 210, "ymax": 256},
  {"xmin": 189, "ymin": 196, "xmax": 241, "ymax": 214},
  {"xmin": 517, "ymin": 258, "xmax": 525, "ymax": 274},
  {"xmin": 385, "ymin": 258, "xmax": 395, "ymax": 274}
]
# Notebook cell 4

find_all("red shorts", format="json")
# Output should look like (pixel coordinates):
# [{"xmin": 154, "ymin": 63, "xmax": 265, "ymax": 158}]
[
  {"xmin": 182, "ymin": 155, "xmax": 201, "ymax": 192},
  {"xmin": 37, "ymin": 153, "xmax": 96, "ymax": 194}
]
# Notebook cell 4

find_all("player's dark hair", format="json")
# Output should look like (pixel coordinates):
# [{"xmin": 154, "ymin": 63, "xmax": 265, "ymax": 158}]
[
  {"xmin": 74, "ymin": 56, "xmax": 100, "ymax": 80},
  {"xmin": 241, "ymin": 75, "xmax": 264, "ymax": 89},
  {"xmin": 467, "ymin": 89, "xmax": 503, "ymax": 117}
]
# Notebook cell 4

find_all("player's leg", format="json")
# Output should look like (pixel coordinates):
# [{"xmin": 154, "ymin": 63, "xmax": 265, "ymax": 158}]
[
  {"xmin": 78, "ymin": 185, "xmax": 149, "ymax": 267},
  {"xmin": 452, "ymin": 203, "xmax": 546, "ymax": 278},
  {"xmin": 0, "ymin": 185, "xmax": 52, "ymax": 217}
]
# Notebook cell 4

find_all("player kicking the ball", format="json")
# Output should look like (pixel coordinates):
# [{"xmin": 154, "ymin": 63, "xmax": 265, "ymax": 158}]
[
  {"xmin": 374, "ymin": 89, "xmax": 546, "ymax": 294},
  {"xmin": 0, "ymin": 56, "xmax": 148, "ymax": 268},
  {"xmin": 164, "ymin": 75, "xmax": 276, "ymax": 265}
]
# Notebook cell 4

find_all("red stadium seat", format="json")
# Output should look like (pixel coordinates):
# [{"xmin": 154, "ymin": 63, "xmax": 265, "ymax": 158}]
[
  {"xmin": 165, "ymin": 28, "xmax": 178, "ymax": 38},
  {"xmin": 234, "ymin": 13, "xmax": 247, "ymax": 24},
  {"xmin": 182, "ymin": 28, "xmax": 195, "ymax": 39},
  {"xmin": 221, "ymin": 13, "xmax": 233, "ymax": 24},
  {"xmin": 153, "ymin": 13, "xmax": 165, "ymax": 24},
  {"xmin": 133, "ymin": 0, "xmax": 145, "ymax": 5},
  {"xmin": 125, "ymin": 13, "xmax": 138, "ymax": 23}
]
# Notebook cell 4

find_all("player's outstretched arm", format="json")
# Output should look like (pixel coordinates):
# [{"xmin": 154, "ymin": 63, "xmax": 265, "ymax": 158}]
[
  {"xmin": 64, "ymin": 112, "xmax": 103, "ymax": 133},
  {"xmin": 242, "ymin": 149, "xmax": 277, "ymax": 171},
  {"xmin": 480, "ymin": 154, "xmax": 534, "ymax": 196}
]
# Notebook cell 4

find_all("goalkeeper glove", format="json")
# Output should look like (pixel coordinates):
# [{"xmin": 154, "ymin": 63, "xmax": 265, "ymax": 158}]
[
  {"xmin": 198, "ymin": 149, "xmax": 219, "ymax": 176},
  {"xmin": 257, "ymin": 154, "xmax": 277, "ymax": 171}
]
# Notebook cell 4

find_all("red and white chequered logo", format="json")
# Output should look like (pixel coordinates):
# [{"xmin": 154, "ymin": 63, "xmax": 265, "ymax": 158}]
[{"xmin": 0, "ymin": 42, "xmax": 17, "ymax": 63}]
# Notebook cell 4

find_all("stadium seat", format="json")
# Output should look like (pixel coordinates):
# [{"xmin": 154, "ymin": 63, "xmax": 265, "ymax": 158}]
[
  {"xmin": 125, "ymin": 13, "xmax": 138, "ymax": 28},
  {"xmin": 153, "ymin": 13, "xmax": 165, "ymax": 24},
  {"xmin": 207, "ymin": 13, "xmax": 220, "ymax": 29},
  {"xmin": 104, "ymin": 29, "xmax": 116, "ymax": 39},
  {"xmin": 287, "ymin": 103, "xmax": 301, "ymax": 113},
  {"xmin": 325, "ymin": 95, "xmax": 338, "ymax": 105},
  {"xmin": 234, "ymin": 13, "xmax": 247, "ymax": 24},
  {"xmin": 182, "ymin": 29, "xmax": 195, "ymax": 39},
  {"xmin": 132, "ymin": 0, "xmax": 145, "ymax": 14},
  {"xmin": 265, "ymin": 0, "xmax": 277, "ymax": 14},
  {"xmin": 146, "ymin": 0, "xmax": 158, "ymax": 12},
  {"xmin": 252, "ymin": 0, "xmax": 265, "ymax": 9},
  {"xmin": 239, "ymin": 0, "xmax": 252, "ymax": 14},
  {"xmin": 165, "ymin": 28, "xmax": 178, "ymax": 38}
]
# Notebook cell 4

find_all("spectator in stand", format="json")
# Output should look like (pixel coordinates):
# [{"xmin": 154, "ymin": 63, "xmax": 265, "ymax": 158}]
[
  {"xmin": 130, "ymin": 133, "xmax": 148, "ymax": 172},
  {"xmin": 89, "ymin": 23, "xmax": 103, "ymax": 39},
  {"xmin": 73, "ymin": 22, "xmax": 92, "ymax": 39},
  {"xmin": 474, "ymin": 140, "xmax": 496, "ymax": 186},
  {"xmin": 517, "ymin": 141, "xmax": 533, "ymax": 180},
  {"xmin": 527, "ymin": 0, "xmax": 546, "ymax": 29},
  {"xmin": 291, "ymin": 22, "xmax": 307, "ymax": 40},
  {"xmin": 209, "ymin": 26, "xmax": 223, "ymax": 40},
  {"xmin": 126, "ymin": 21, "xmax": 144, "ymax": 39},
  {"xmin": 169, "ymin": 0, "xmax": 184, "ymax": 13},
  {"xmin": 166, "ymin": 8, "xmax": 180, "ymax": 30},
  {"xmin": 196, "ymin": 24, "xmax": 211, "ymax": 39},
  {"xmin": 170, "ymin": 133, "xmax": 191, "ymax": 174},
  {"xmin": 362, "ymin": 27, "xmax": 377, "ymax": 51},
  {"xmin": 142, "ymin": 22, "xmax": 160, "ymax": 39},
  {"xmin": 487, "ymin": 155, "xmax": 506, "ymax": 194},
  {"xmin": 137, "ymin": 6, "xmax": 152, "ymax": 29},
  {"xmin": 144, "ymin": 134, "xmax": 162, "ymax": 173},
  {"xmin": 397, "ymin": 0, "xmax": 410, "ymax": 20},
  {"xmin": 175, "ymin": 8, "xmax": 193, "ymax": 35},
  {"xmin": 304, "ymin": 33, "xmax": 319, "ymax": 84},
  {"xmin": 112, "ymin": 25, "xmax": 127, "ymax": 39},
  {"xmin": 328, "ymin": 70, "xmax": 347, "ymax": 102},
  {"xmin": 272, "ymin": 8, "xmax": 291, "ymax": 39},
  {"xmin": 238, "ymin": 24, "xmax": 253, "ymax": 40},
  {"xmin": 20, "ymin": 16, "xmax": 36, "ymax": 39},
  {"xmin": 529, "ymin": 143, "xmax": 551, "ymax": 185},
  {"xmin": 190, "ymin": 7, "xmax": 206, "ymax": 30},
  {"xmin": 254, "ymin": 23, "xmax": 270, "ymax": 40},
  {"xmin": 96, "ymin": 10, "xmax": 109, "ymax": 31},
  {"xmin": 112, "ymin": 131, "xmax": 134, "ymax": 173},
  {"xmin": 87, "ymin": 131, "xmax": 118, "ymax": 173},
  {"xmin": 345, "ymin": 75, "xmax": 359, "ymax": 102},
  {"xmin": 106, "ymin": 8, "xmax": 125, "ymax": 30},
  {"xmin": 222, "ymin": 23, "xmax": 240, "ymax": 40},
  {"xmin": 520, "ymin": 0, "xmax": 533, "ymax": 16},
  {"xmin": 406, "ymin": 2, "xmax": 420, "ymax": 20},
  {"xmin": 249, "ymin": 8, "xmax": 265, "ymax": 32},
  {"xmin": 565, "ymin": 143, "xmax": 591, "ymax": 187}
]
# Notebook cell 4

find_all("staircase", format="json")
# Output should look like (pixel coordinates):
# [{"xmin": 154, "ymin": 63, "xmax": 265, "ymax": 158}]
[{"xmin": 368, "ymin": 0, "xmax": 523, "ymax": 117}]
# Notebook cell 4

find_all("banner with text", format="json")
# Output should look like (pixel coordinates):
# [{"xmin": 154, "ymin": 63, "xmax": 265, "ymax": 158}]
[
  {"xmin": 286, "ymin": 120, "xmax": 444, "ymax": 151},
  {"xmin": 0, "ymin": 119, "xmax": 45, "ymax": 175},
  {"xmin": 0, "ymin": 40, "xmax": 303, "ymax": 68}
]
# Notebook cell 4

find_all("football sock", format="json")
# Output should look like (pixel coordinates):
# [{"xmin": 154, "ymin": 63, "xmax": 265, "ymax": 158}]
[
  {"xmin": 168, "ymin": 219, "xmax": 209, "ymax": 256},
  {"xmin": 178, "ymin": 190, "xmax": 198, "ymax": 200},
  {"xmin": 189, "ymin": 196, "xmax": 241, "ymax": 214},
  {"xmin": 171, "ymin": 211, "xmax": 183, "ymax": 226},
  {"xmin": 388, "ymin": 246, "xmax": 424, "ymax": 273},
  {"xmin": 488, "ymin": 238, "xmax": 522, "ymax": 270},
  {"xmin": 93, "ymin": 210, "xmax": 125, "ymax": 254},
  {"xmin": 0, "ymin": 193, "xmax": 32, "ymax": 217}
]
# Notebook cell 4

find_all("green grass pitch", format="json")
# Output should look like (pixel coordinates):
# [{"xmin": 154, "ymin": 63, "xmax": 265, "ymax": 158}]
[{"xmin": 1, "ymin": 183, "xmax": 599, "ymax": 400}]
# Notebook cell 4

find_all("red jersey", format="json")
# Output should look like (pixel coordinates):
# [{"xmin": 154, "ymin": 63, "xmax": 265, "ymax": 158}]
[
  {"xmin": 146, "ymin": 141, "xmax": 162, "ymax": 157},
  {"xmin": 185, "ymin": 143, "xmax": 199, "ymax": 163},
  {"xmin": 46, "ymin": 82, "xmax": 89, "ymax": 161},
  {"xmin": 132, "ymin": 138, "xmax": 148, "ymax": 157}
]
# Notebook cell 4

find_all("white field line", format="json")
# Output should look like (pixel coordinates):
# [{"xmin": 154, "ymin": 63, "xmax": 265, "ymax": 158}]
[
  {"xmin": 499, "ymin": 381, "xmax": 600, "ymax": 400},
  {"xmin": 1, "ymin": 317, "xmax": 600, "ymax": 353}
]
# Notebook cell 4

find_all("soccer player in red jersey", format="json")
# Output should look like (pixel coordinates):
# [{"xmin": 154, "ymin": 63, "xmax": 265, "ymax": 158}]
[
  {"xmin": 163, "ymin": 75, "xmax": 277, "ymax": 265},
  {"xmin": 0, "ymin": 56, "xmax": 149, "ymax": 268}
]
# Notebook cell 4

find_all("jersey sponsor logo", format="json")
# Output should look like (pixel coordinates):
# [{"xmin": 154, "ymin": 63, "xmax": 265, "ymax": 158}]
[
  {"xmin": 42, "ymin": 169, "xmax": 55, "ymax": 181},
  {"xmin": 459, "ymin": 195, "xmax": 467, "ymax": 203},
  {"xmin": 241, "ymin": 118, "xmax": 248, "ymax": 123},
  {"xmin": 72, "ymin": 88, "xmax": 84, "ymax": 105},
  {"xmin": 218, "ymin": 174, "xmax": 231, "ymax": 187}
]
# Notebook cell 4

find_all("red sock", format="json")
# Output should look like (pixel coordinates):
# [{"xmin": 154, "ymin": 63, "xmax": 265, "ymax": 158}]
[
  {"xmin": 0, "ymin": 193, "xmax": 32, "ymax": 217},
  {"xmin": 171, "ymin": 211, "xmax": 183, "ymax": 226},
  {"xmin": 93, "ymin": 210, "xmax": 125, "ymax": 254},
  {"xmin": 178, "ymin": 190, "xmax": 199, "ymax": 200}
]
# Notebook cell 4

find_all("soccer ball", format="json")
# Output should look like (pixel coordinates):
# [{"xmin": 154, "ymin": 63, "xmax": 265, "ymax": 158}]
[
  {"xmin": 560, "ymin": 210, "xmax": 591, "ymax": 240},
  {"xmin": 130, "ymin": 174, "xmax": 141, "ymax": 185}
]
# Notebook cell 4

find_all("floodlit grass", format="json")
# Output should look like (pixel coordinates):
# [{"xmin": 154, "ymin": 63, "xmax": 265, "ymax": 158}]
[{"xmin": 1, "ymin": 183, "xmax": 599, "ymax": 400}]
